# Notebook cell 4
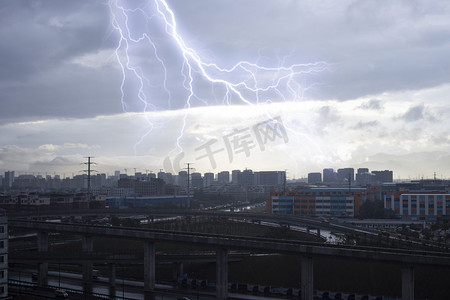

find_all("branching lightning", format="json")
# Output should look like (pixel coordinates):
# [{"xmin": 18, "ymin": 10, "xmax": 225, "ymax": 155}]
[{"xmin": 109, "ymin": 0, "xmax": 328, "ymax": 156}]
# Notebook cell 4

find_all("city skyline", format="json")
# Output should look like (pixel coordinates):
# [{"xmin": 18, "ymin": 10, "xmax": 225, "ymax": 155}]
[
  {"xmin": 2, "ymin": 1, "xmax": 450, "ymax": 179},
  {"xmin": 0, "ymin": 166, "xmax": 425, "ymax": 182}
]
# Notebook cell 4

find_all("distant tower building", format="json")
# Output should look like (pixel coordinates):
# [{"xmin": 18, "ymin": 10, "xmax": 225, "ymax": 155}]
[
  {"xmin": 322, "ymin": 168, "xmax": 335, "ymax": 183},
  {"xmin": 157, "ymin": 171, "xmax": 166, "ymax": 181},
  {"xmin": 2, "ymin": 171, "xmax": 14, "ymax": 188},
  {"xmin": 356, "ymin": 168, "xmax": 373, "ymax": 186},
  {"xmin": 191, "ymin": 172, "xmax": 203, "ymax": 189},
  {"xmin": 178, "ymin": 171, "xmax": 188, "ymax": 189},
  {"xmin": 336, "ymin": 168, "xmax": 354, "ymax": 183},
  {"xmin": 231, "ymin": 170, "xmax": 241, "ymax": 184},
  {"xmin": 165, "ymin": 173, "xmax": 173, "ymax": 184},
  {"xmin": 157, "ymin": 171, "xmax": 173, "ymax": 184},
  {"xmin": 255, "ymin": 171, "xmax": 284, "ymax": 186},
  {"xmin": 203, "ymin": 172, "xmax": 214, "ymax": 187},
  {"xmin": 217, "ymin": 171, "xmax": 230, "ymax": 184},
  {"xmin": 308, "ymin": 172, "xmax": 322, "ymax": 184},
  {"xmin": 135, "ymin": 172, "xmax": 143, "ymax": 180},
  {"xmin": 278, "ymin": 171, "xmax": 286, "ymax": 186},
  {"xmin": 240, "ymin": 169, "xmax": 255, "ymax": 186},
  {"xmin": 357, "ymin": 168, "xmax": 369, "ymax": 174},
  {"xmin": 114, "ymin": 170, "xmax": 120, "ymax": 179},
  {"xmin": 372, "ymin": 170, "xmax": 393, "ymax": 183},
  {"xmin": 0, "ymin": 210, "xmax": 7, "ymax": 297}
]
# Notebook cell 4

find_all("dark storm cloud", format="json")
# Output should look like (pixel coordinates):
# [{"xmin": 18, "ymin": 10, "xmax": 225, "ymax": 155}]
[
  {"xmin": 0, "ymin": 1, "xmax": 113, "ymax": 81},
  {"xmin": 169, "ymin": 1, "xmax": 450, "ymax": 102},
  {"xmin": 2, "ymin": 0, "xmax": 450, "ymax": 124},
  {"xmin": 0, "ymin": 0, "xmax": 123, "ymax": 123}
]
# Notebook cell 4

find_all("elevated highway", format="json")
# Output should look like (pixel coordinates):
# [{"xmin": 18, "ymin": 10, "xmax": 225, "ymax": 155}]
[
  {"xmin": 10, "ymin": 208, "xmax": 447, "ymax": 251},
  {"xmin": 9, "ymin": 220, "xmax": 450, "ymax": 300}
]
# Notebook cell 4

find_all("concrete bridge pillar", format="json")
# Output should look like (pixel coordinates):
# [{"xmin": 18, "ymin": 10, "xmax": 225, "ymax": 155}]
[
  {"xmin": 82, "ymin": 235, "xmax": 94, "ymax": 297},
  {"xmin": 144, "ymin": 240, "xmax": 155, "ymax": 300},
  {"xmin": 402, "ymin": 266, "xmax": 414, "ymax": 300},
  {"xmin": 316, "ymin": 228, "xmax": 321, "ymax": 238},
  {"xmin": 82, "ymin": 235, "xmax": 93, "ymax": 252},
  {"xmin": 37, "ymin": 231, "xmax": 48, "ymax": 287},
  {"xmin": 109, "ymin": 263, "xmax": 116, "ymax": 299},
  {"xmin": 306, "ymin": 226, "xmax": 310, "ymax": 235},
  {"xmin": 301, "ymin": 256, "xmax": 314, "ymax": 300},
  {"xmin": 172, "ymin": 262, "xmax": 184, "ymax": 281},
  {"xmin": 216, "ymin": 248, "xmax": 228, "ymax": 300}
]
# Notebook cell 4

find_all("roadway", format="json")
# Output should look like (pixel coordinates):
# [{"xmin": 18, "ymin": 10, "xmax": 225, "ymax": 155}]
[
  {"xmin": 9, "ymin": 208, "xmax": 447, "ymax": 250},
  {"xmin": 9, "ymin": 268, "xmax": 291, "ymax": 300},
  {"xmin": 10, "ymin": 220, "xmax": 450, "ymax": 267}
]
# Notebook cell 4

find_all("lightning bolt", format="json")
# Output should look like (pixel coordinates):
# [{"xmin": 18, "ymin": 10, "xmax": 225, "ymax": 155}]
[{"xmin": 109, "ymin": 0, "xmax": 328, "ymax": 157}]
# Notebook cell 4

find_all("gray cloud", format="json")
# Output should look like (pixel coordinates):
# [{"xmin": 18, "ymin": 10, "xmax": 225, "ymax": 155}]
[
  {"xmin": 360, "ymin": 99, "xmax": 383, "ymax": 110},
  {"xmin": 2, "ymin": 0, "xmax": 450, "ymax": 177},
  {"xmin": 350, "ymin": 121, "xmax": 379, "ymax": 130},
  {"xmin": 399, "ymin": 104, "xmax": 437, "ymax": 122}
]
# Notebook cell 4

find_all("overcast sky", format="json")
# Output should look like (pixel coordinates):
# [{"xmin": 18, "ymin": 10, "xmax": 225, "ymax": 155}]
[{"xmin": 1, "ymin": 0, "xmax": 450, "ymax": 179}]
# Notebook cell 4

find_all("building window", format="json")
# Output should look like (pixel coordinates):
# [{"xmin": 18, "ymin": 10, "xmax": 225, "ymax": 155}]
[
  {"xmin": 0, "ymin": 270, "xmax": 4, "ymax": 279},
  {"xmin": 0, "ymin": 255, "xmax": 4, "ymax": 263},
  {"xmin": 0, "ymin": 241, "xmax": 4, "ymax": 249},
  {"xmin": 0, "ymin": 226, "xmax": 4, "ymax": 234}
]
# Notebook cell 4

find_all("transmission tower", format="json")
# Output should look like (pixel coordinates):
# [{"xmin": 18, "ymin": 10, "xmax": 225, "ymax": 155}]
[
  {"xmin": 184, "ymin": 163, "xmax": 194, "ymax": 208},
  {"xmin": 83, "ymin": 157, "xmax": 97, "ymax": 203}
]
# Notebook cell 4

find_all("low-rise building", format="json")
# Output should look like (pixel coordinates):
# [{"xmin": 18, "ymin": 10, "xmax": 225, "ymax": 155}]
[
  {"xmin": 384, "ymin": 193, "xmax": 450, "ymax": 218},
  {"xmin": 270, "ymin": 187, "xmax": 366, "ymax": 217}
]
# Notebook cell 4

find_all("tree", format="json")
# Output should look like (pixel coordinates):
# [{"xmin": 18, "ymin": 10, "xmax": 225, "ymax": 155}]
[{"xmin": 359, "ymin": 200, "xmax": 396, "ymax": 219}]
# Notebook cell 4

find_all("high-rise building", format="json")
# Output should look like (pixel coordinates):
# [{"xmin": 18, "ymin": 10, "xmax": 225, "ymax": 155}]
[
  {"xmin": 231, "ymin": 170, "xmax": 241, "ymax": 184},
  {"xmin": 2, "ymin": 171, "xmax": 14, "ymax": 188},
  {"xmin": 240, "ymin": 169, "xmax": 255, "ymax": 186},
  {"xmin": 336, "ymin": 168, "xmax": 354, "ymax": 183},
  {"xmin": 255, "ymin": 171, "xmax": 285, "ymax": 186},
  {"xmin": 356, "ymin": 168, "xmax": 374, "ymax": 186},
  {"xmin": 178, "ymin": 171, "xmax": 188, "ymax": 189},
  {"xmin": 191, "ymin": 173, "xmax": 203, "ymax": 189},
  {"xmin": 203, "ymin": 172, "xmax": 214, "ymax": 187},
  {"xmin": 308, "ymin": 172, "xmax": 322, "ymax": 184},
  {"xmin": 217, "ymin": 171, "xmax": 230, "ymax": 184},
  {"xmin": 157, "ymin": 171, "xmax": 166, "ymax": 181},
  {"xmin": 322, "ymin": 168, "xmax": 335, "ymax": 183},
  {"xmin": 373, "ymin": 170, "xmax": 393, "ymax": 183},
  {"xmin": 157, "ymin": 171, "xmax": 173, "ymax": 184}
]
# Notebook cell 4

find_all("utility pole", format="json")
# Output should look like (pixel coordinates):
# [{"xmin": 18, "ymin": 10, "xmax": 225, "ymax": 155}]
[
  {"xmin": 185, "ymin": 163, "xmax": 194, "ymax": 208},
  {"xmin": 83, "ymin": 157, "xmax": 96, "ymax": 204}
]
